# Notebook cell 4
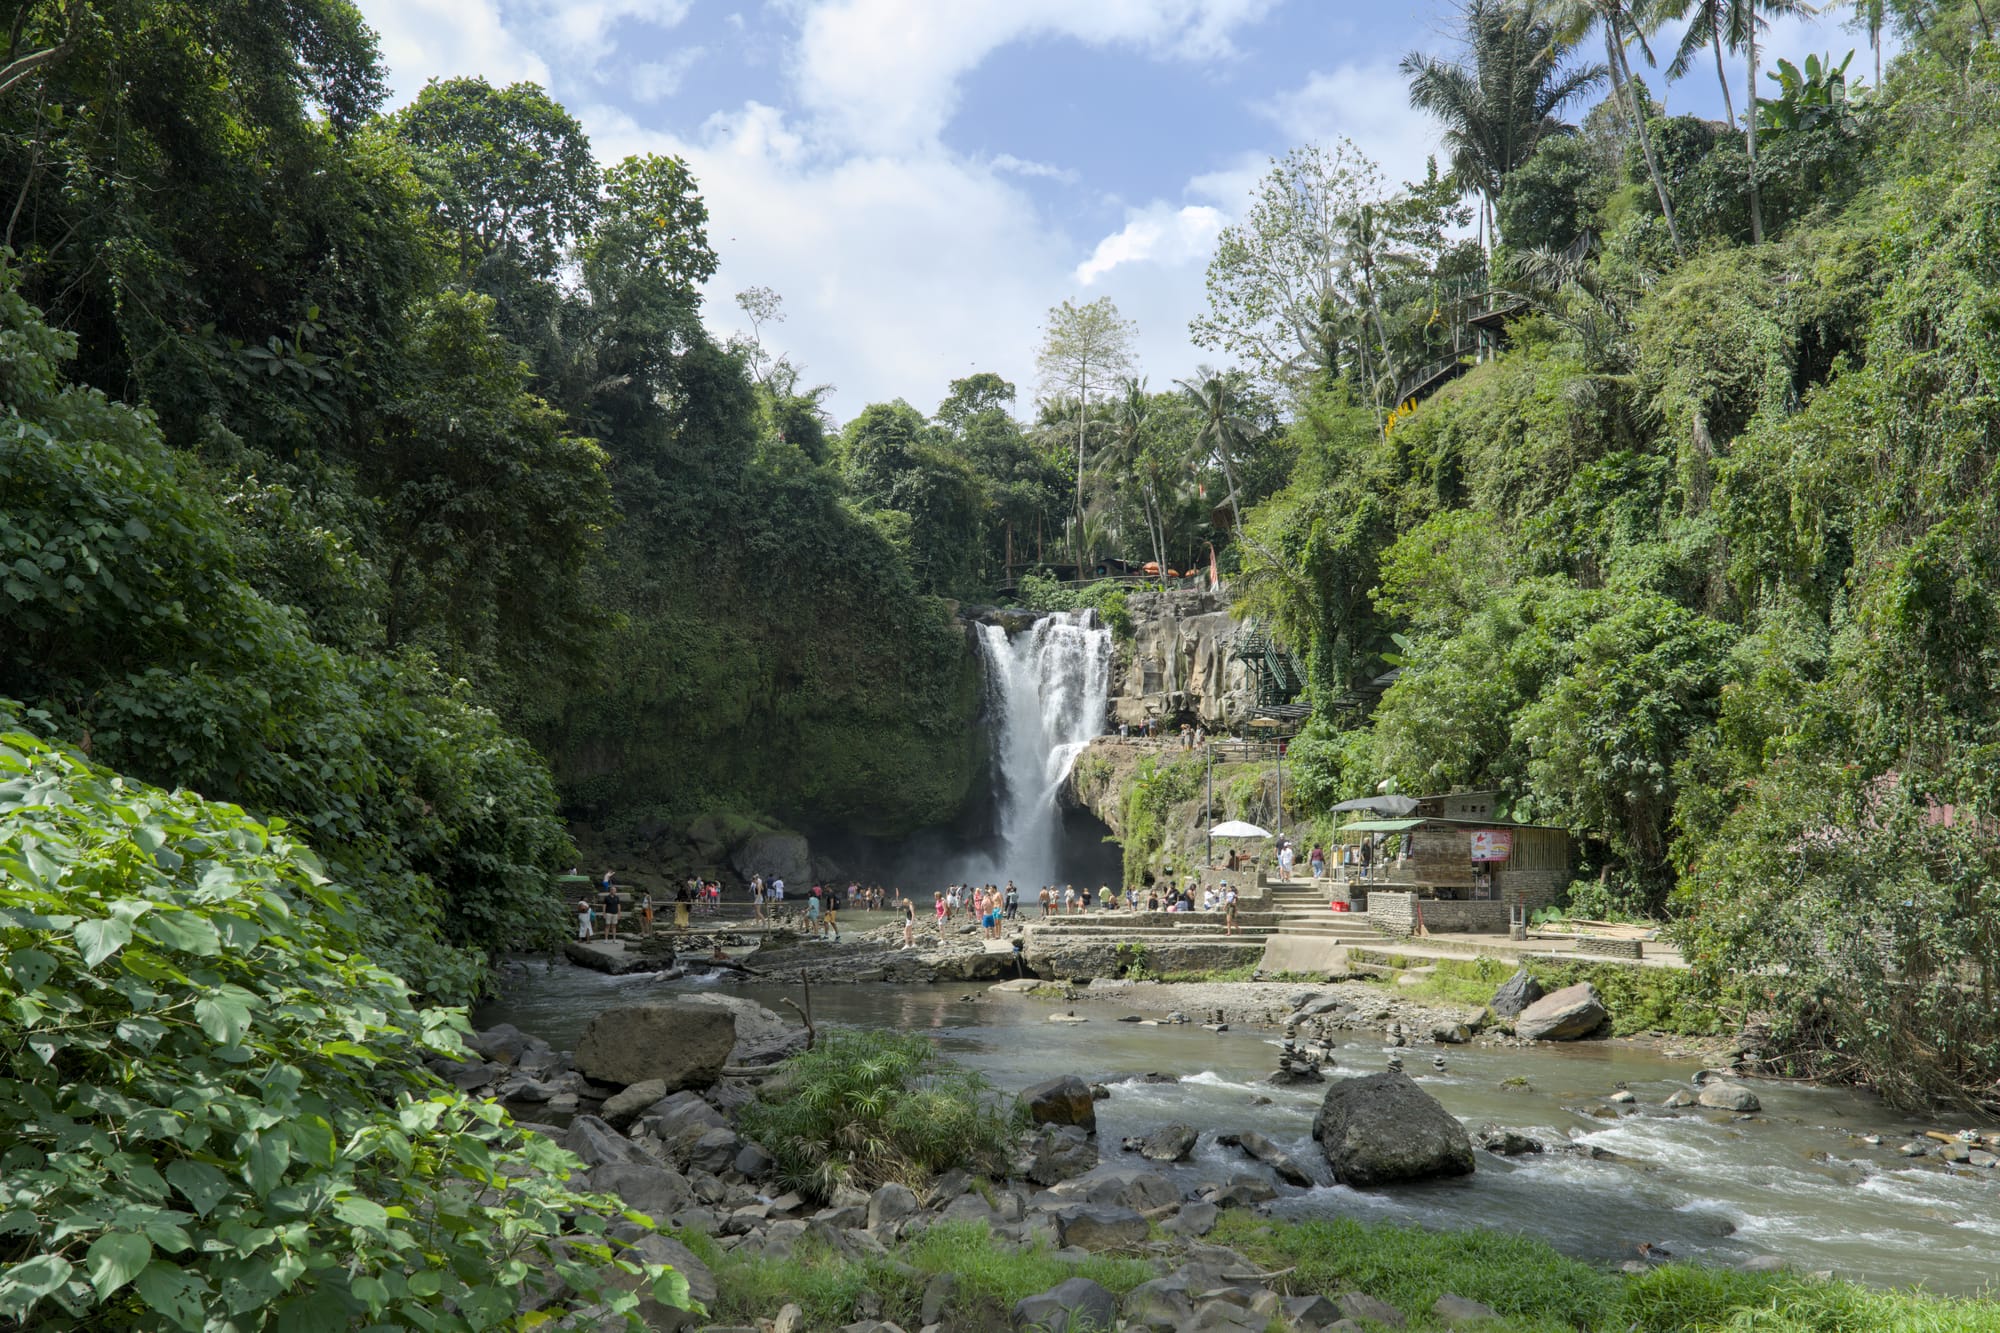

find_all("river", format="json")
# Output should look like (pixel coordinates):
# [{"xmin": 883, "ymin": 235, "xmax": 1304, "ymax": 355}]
[{"xmin": 476, "ymin": 962, "xmax": 2000, "ymax": 1296}]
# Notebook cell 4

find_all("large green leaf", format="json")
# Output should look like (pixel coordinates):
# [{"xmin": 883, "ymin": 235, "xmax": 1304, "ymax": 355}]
[
  {"xmin": 86, "ymin": 1231, "xmax": 152, "ymax": 1299},
  {"xmin": 76, "ymin": 917, "xmax": 134, "ymax": 968}
]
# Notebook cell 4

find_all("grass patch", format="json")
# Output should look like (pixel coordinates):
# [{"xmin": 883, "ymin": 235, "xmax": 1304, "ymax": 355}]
[
  {"xmin": 1212, "ymin": 1214, "xmax": 2000, "ymax": 1332},
  {"xmin": 1355, "ymin": 954, "xmax": 1727, "ymax": 1036},
  {"xmin": 1159, "ymin": 963, "xmax": 1262, "ymax": 983},
  {"xmin": 705, "ymin": 1222, "xmax": 1152, "ymax": 1327}
]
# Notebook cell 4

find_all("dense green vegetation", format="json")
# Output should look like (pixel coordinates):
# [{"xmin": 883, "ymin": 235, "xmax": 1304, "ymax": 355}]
[
  {"xmin": 1222, "ymin": 1, "xmax": 2000, "ymax": 1112},
  {"xmin": 736, "ymin": 1030, "xmax": 1022, "ymax": 1204},
  {"xmin": 0, "ymin": 721, "xmax": 691, "ymax": 1330}
]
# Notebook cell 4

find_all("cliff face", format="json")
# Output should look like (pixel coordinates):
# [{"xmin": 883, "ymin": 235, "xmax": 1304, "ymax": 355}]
[{"xmin": 1109, "ymin": 589, "xmax": 1260, "ymax": 731}]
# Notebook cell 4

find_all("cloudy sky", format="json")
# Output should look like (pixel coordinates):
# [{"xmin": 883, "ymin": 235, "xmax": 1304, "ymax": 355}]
[{"xmin": 355, "ymin": 0, "xmax": 1879, "ymax": 424}]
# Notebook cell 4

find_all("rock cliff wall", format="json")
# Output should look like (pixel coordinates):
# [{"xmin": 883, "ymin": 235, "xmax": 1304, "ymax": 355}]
[{"xmin": 1109, "ymin": 590, "xmax": 1260, "ymax": 730}]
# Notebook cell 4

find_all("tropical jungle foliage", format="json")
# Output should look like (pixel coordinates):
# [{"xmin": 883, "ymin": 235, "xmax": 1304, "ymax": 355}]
[{"xmin": 0, "ymin": 719, "xmax": 692, "ymax": 1330}]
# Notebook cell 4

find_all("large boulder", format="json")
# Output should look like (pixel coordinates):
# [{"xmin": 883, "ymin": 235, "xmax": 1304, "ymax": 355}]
[
  {"xmin": 673, "ymin": 993, "xmax": 807, "ymax": 1067},
  {"xmin": 1021, "ymin": 1075, "xmax": 1097, "ymax": 1132},
  {"xmin": 1513, "ymin": 983, "xmax": 1608, "ymax": 1041},
  {"xmin": 1234, "ymin": 1130, "xmax": 1314, "ymax": 1186},
  {"xmin": 1051, "ymin": 1205, "xmax": 1148, "ymax": 1251},
  {"xmin": 1013, "ymin": 1277, "xmax": 1116, "ymax": 1332},
  {"xmin": 1489, "ymin": 969, "xmax": 1545, "ymax": 1018},
  {"xmin": 1696, "ymin": 1081, "xmax": 1762, "ymax": 1112},
  {"xmin": 1311, "ymin": 1071, "xmax": 1475, "ymax": 1187},
  {"xmin": 573, "ymin": 1002, "xmax": 737, "ymax": 1090},
  {"xmin": 1028, "ymin": 1126, "xmax": 1098, "ymax": 1185},
  {"xmin": 729, "ymin": 830, "xmax": 811, "ymax": 886},
  {"xmin": 1130, "ymin": 1124, "xmax": 1198, "ymax": 1162},
  {"xmin": 585, "ymin": 1162, "xmax": 694, "ymax": 1222}
]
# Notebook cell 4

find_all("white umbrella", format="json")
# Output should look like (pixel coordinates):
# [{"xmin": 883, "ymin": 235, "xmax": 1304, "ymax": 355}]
[{"xmin": 1208, "ymin": 820, "xmax": 1271, "ymax": 838}]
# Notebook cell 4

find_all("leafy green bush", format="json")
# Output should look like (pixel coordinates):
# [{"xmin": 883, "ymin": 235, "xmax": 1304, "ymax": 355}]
[
  {"xmin": 0, "ymin": 722, "xmax": 690, "ymax": 1330},
  {"xmin": 1014, "ymin": 571, "xmax": 1133, "ymax": 637},
  {"xmin": 737, "ymin": 1031, "xmax": 1023, "ymax": 1203},
  {"xmin": 0, "ymin": 275, "xmax": 569, "ymax": 1000}
]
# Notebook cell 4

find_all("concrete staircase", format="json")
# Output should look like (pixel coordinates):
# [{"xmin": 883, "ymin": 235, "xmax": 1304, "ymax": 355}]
[{"xmin": 1253, "ymin": 876, "xmax": 1400, "ymax": 974}]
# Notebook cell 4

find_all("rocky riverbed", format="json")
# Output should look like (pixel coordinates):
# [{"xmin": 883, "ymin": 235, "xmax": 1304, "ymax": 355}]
[{"xmin": 446, "ymin": 992, "xmax": 1554, "ymax": 1333}]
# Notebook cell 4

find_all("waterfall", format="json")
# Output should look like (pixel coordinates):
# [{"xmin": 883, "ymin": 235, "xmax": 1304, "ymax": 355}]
[{"xmin": 952, "ymin": 609, "xmax": 1113, "ymax": 890}]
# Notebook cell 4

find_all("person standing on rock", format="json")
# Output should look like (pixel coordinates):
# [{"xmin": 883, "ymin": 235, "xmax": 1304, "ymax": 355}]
[
  {"xmin": 806, "ymin": 884, "xmax": 823, "ymax": 937},
  {"xmin": 825, "ymin": 891, "xmax": 840, "ymax": 942},
  {"xmin": 1224, "ymin": 883, "xmax": 1240, "ymax": 935},
  {"xmin": 576, "ymin": 898, "xmax": 593, "ymax": 939},
  {"xmin": 902, "ymin": 896, "xmax": 917, "ymax": 949},
  {"xmin": 751, "ymin": 874, "xmax": 765, "ymax": 923},
  {"xmin": 673, "ymin": 881, "xmax": 691, "ymax": 930},
  {"xmin": 639, "ymin": 890, "xmax": 655, "ymax": 938},
  {"xmin": 600, "ymin": 874, "xmax": 621, "ymax": 941},
  {"xmin": 1004, "ymin": 881, "xmax": 1019, "ymax": 920}
]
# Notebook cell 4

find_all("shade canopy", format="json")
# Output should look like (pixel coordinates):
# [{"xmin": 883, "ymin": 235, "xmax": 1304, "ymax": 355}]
[
  {"xmin": 1328, "ymin": 794, "xmax": 1419, "ymax": 816},
  {"xmin": 1336, "ymin": 818, "xmax": 1423, "ymax": 833},
  {"xmin": 1208, "ymin": 820, "xmax": 1272, "ymax": 838}
]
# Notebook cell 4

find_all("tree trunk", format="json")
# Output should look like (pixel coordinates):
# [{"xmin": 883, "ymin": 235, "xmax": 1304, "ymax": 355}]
[
  {"xmin": 1608, "ymin": 15, "xmax": 1686, "ymax": 257},
  {"xmin": 1711, "ymin": 23, "xmax": 1736, "ymax": 128},
  {"xmin": 1746, "ymin": 18, "xmax": 1764, "ymax": 244}
]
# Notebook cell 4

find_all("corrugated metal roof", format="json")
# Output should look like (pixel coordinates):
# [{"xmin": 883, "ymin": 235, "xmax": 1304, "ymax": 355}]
[{"xmin": 1336, "ymin": 818, "xmax": 1424, "ymax": 832}]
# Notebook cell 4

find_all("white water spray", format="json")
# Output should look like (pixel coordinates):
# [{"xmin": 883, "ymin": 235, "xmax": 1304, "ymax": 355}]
[{"xmin": 952, "ymin": 609, "xmax": 1113, "ymax": 889}]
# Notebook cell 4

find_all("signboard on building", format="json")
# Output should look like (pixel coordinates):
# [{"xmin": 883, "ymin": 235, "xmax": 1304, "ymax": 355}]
[{"xmin": 1469, "ymin": 829, "xmax": 1513, "ymax": 862}]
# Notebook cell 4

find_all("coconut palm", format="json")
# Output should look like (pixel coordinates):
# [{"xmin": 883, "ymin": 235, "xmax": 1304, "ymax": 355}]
[
  {"xmin": 1738, "ymin": 0, "xmax": 1820, "ymax": 243},
  {"xmin": 1401, "ymin": 0, "xmax": 1608, "ymax": 249},
  {"xmin": 1550, "ymin": 0, "xmax": 1687, "ymax": 256},
  {"xmin": 1660, "ymin": 0, "xmax": 1750, "ymax": 127},
  {"xmin": 1175, "ymin": 368, "xmax": 1256, "ymax": 535}
]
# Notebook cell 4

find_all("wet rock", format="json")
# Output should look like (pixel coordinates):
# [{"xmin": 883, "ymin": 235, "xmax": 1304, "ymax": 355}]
[
  {"xmin": 1312, "ymin": 1071, "xmax": 1475, "ymax": 1187},
  {"xmin": 1433, "ymin": 1293, "xmax": 1501, "ymax": 1325},
  {"xmin": 1664, "ymin": 1088, "xmax": 1698, "ymax": 1108},
  {"xmin": 1051, "ymin": 1204, "xmax": 1148, "ymax": 1251},
  {"xmin": 1897, "ymin": 1140, "xmax": 1929, "ymax": 1157},
  {"xmin": 1233, "ymin": 1130, "xmax": 1314, "ymax": 1186},
  {"xmin": 1431, "ymin": 1022, "xmax": 1472, "ymax": 1044},
  {"xmin": 1474, "ymin": 1126, "xmax": 1543, "ymax": 1156},
  {"xmin": 562, "ymin": 1114, "xmax": 653, "ymax": 1168},
  {"xmin": 1134, "ymin": 1123, "xmax": 1198, "ymax": 1162},
  {"xmin": 1489, "ymin": 969, "xmax": 1544, "ymax": 1018},
  {"xmin": 1513, "ymin": 983, "xmax": 1608, "ymax": 1042},
  {"xmin": 1969, "ymin": 1150, "xmax": 1997, "ymax": 1168},
  {"xmin": 1268, "ymin": 1065, "xmax": 1326, "ymax": 1087},
  {"xmin": 1060, "ymin": 1164, "xmax": 1179, "ymax": 1211},
  {"xmin": 465, "ymin": 1023, "xmax": 543, "ymax": 1065},
  {"xmin": 1021, "ymin": 1075, "xmax": 1097, "ymax": 1132},
  {"xmin": 1161, "ymin": 1201, "xmax": 1219, "ymax": 1237},
  {"xmin": 600, "ymin": 1078, "xmax": 668, "ymax": 1128},
  {"xmin": 1608, "ymin": 1090, "xmax": 1637, "ymax": 1104},
  {"xmin": 733, "ymin": 1142, "xmax": 773, "ymax": 1179},
  {"xmin": 1695, "ymin": 1082, "xmax": 1762, "ymax": 1113},
  {"xmin": 673, "ymin": 993, "xmax": 808, "ymax": 1067},
  {"xmin": 585, "ymin": 1162, "xmax": 693, "ymax": 1222},
  {"xmin": 573, "ymin": 1002, "xmax": 737, "ymax": 1090},
  {"xmin": 1028, "ymin": 1125, "xmax": 1098, "ymax": 1186},
  {"xmin": 429, "ymin": 1057, "xmax": 500, "ymax": 1091},
  {"xmin": 1203, "ymin": 1174, "xmax": 1277, "ymax": 1208},
  {"xmin": 1012, "ymin": 1276, "xmax": 1116, "ymax": 1332}
]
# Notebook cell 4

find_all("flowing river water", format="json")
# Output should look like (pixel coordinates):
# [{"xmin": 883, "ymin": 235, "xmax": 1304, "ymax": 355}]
[{"xmin": 477, "ymin": 963, "xmax": 2000, "ymax": 1298}]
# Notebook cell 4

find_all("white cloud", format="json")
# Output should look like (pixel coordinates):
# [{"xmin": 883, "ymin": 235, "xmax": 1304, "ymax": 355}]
[
  {"xmin": 791, "ymin": 0, "xmax": 1278, "ymax": 153},
  {"xmin": 508, "ymin": 0, "xmax": 694, "ymax": 63},
  {"xmin": 1256, "ymin": 61, "xmax": 1448, "ymax": 188},
  {"xmin": 361, "ymin": 0, "xmax": 550, "ymax": 107},
  {"xmin": 991, "ymin": 153, "xmax": 1079, "ymax": 184},
  {"xmin": 1075, "ymin": 203, "xmax": 1224, "ymax": 285},
  {"xmin": 629, "ymin": 47, "xmax": 706, "ymax": 101}
]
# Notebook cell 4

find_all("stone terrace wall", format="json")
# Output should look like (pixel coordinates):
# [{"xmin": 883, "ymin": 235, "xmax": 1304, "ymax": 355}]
[{"xmin": 1368, "ymin": 892, "xmax": 1513, "ymax": 937}]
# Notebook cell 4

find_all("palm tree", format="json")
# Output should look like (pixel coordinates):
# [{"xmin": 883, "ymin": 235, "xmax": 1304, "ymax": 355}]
[
  {"xmin": 1739, "ymin": 0, "xmax": 1819, "ymax": 244},
  {"xmin": 1402, "ymin": 0, "xmax": 1608, "ymax": 250},
  {"xmin": 1660, "ymin": 0, "xmax": 1748, "ymax": 128},
  {"xmin": 1551, "ymin": 0, "xmax": 1687, "ymax": 256},
  {"xmin": 1175, "ymin": 368, "xmax": 1255, "ymax": 536},
  {"xmin": 1096, "ymin": 379, "xmax": 1172, "ymax": 577}
]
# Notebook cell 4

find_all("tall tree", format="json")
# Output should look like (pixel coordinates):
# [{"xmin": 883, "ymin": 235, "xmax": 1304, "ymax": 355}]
[
  {"xmin": 1661, "ymin": 0, "xmax": 1750, "ymax": 129},
  {"xmin": 1192, "ymin": 140, "xmax": 1384, "ymax": 392},
  {"xmin": 1035, "ymin": 296, "xmax": 1136, "ymax": 565},
  {"xmin": 1738, "ymin": 0, "xmax": 1821, "ymax": 243},
  {"xmin": 1552, "ymin": 0, "xmax": 1688, "ymax": 256},
  {"xmin": 1401, "ymin": 0, "xmax": 1608, "ymax": 249},
  {"xmin": 393, "ymin": 76, "xmax": 600, "ymax": 279}
]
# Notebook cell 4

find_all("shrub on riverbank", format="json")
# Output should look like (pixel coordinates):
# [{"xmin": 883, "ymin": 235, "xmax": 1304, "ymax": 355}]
[
  {"xmin": 0, "ymin": 725, "xmax": 689, "ymax": 1329},
  {"xmin": 1371, "ymin": 953, "xmax": 1729, "ymax": 1036},
  {"xmin": 736, "ymin": 1031, "xmax": 1024, "ymax": 1203}
]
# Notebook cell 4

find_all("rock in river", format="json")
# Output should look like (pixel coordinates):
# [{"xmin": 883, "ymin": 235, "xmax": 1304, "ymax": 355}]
[
  {"xmin": 1696, "ymin": 1081, "xmax": 1762, "ymax": 1112},
  {"xmin": 1512, "ymin": 982, "xmax": 1608, "ymax": 1041},
  {"xmin": 1312, "ymin": 1071, "xmax": 1475, "ymax": 1187},
  {"xmin": 1022, "ymin": 1074, "xmax": 1097, "ymax": 1132},
  {"xmin": 1489, "ymin": 968, "xmax": 1544, "ymax": 1018},
  {"xmin": 573, "ymin": 1001, "xmax": 736, "ymax": 1090}
]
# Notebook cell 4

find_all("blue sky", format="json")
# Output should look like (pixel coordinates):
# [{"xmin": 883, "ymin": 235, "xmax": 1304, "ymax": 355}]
[{"xmin": 356, "ymin": 0, "xmax": 1884, "ymax": 423}]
